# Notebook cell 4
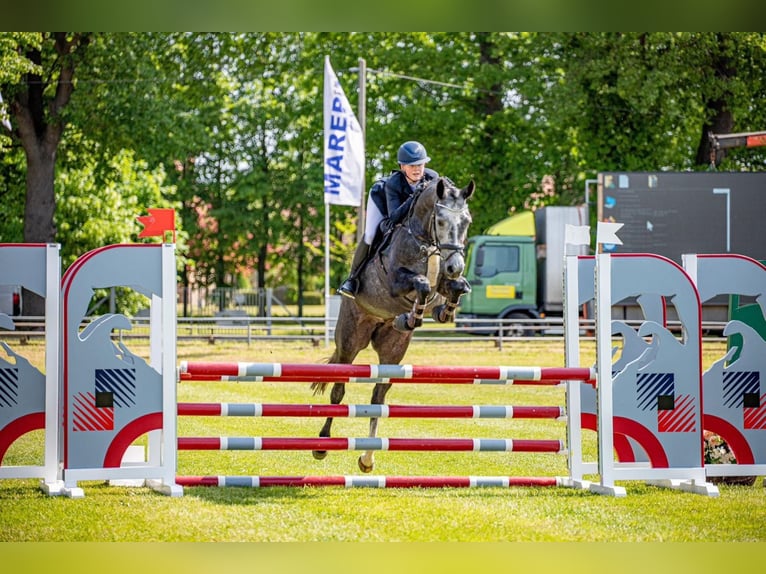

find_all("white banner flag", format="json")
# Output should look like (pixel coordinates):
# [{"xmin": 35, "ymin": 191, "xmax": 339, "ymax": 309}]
[
  {"xmin": 596, "ymin": 221, "xmax": 624, "ymax": 245},
  {"xmin": 565, "ymin": 224, "xmax": 591, "ymax": 246},
  {"xmin": 323, "ymin": 56, "xmax": 364, "ymax": 206}
]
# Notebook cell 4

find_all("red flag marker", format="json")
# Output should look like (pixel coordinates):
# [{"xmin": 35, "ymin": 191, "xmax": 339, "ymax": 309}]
[{"xmin": 137, "ymin": 208, "xmax": 175, "ymax": 242}]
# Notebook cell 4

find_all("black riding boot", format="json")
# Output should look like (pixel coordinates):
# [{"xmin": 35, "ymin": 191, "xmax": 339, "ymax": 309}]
[{"xmin": 337, "ymin": 241, "xmax": 371, "ymax": 299}]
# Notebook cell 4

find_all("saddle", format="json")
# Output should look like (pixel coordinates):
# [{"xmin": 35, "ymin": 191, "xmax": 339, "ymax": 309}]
[{"xmin": 368, "ymin": 184, "xmax": 426, "ymax": 269}]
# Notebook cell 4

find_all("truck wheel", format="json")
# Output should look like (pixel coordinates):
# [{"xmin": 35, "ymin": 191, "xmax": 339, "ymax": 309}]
[{"xmin": 500, "ymin": 312, "xmax": 534, "ymax": 338}]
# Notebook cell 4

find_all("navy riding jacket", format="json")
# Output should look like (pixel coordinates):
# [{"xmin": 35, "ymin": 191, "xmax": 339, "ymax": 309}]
[{"xmin": 370, "ymin": 168, "xmax": 439, "ymax": 230}]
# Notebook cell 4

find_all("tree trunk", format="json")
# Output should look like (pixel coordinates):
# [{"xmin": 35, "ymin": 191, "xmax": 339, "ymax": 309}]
[
  {"xmin": 695, "ymin": 102, "xmax": 734, "ymax": 168},
  {"xmin": 23, "ymin": 142, "xmax": 58, "ymax": 244},
  {"xmin": 694, "ymin": 34, "xmax": 736, "ymax": 168},
  {"xmin": 12, "ymin": 33, "xmax": 87, "ymax": 317},
  {"xmin": 297, "ymin": 209, "xmax": 304, "ymax": 317},
  {"xmin": 19, "ymin": 138, "xmax": 58, "ymax": 318},
  {"xmin": 257, "ymin": 242, "xmax": 268, "ymax": 316}
]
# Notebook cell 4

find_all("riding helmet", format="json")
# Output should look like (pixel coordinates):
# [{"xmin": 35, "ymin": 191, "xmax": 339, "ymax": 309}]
[{"xmin": 397, "ymin": 141, "xmax": 431, "ymax": 165}]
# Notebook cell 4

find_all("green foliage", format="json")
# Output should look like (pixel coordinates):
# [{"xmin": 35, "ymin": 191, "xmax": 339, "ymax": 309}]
[
  {"xmin": 0, "ymin": 150, "xmax": 25, "ymax": 241},
  {"xmin": 3, "ymin": 33, "xmax": 766, "ymax": 313},
  {"xmin": 301, "ymin": 290, "xmax": 323, "ymax": 305},
  {"xmin": 56, "ymin": 149, "xmax": 178, "ymax": 262},
  {"xmin": 0, "ymin": 33, "xmax": 41, "ymax": 85},
  {"xmin": 0, "ymin": 33, "xmax": 41, "ymax": 151},
  {"xmin": 55, "ymin": 148, "xmax": 180, "ymax": 314}
]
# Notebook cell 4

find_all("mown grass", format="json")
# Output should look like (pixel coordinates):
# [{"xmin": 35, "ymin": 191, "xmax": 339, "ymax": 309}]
[{"xmin": 1, "ymin": 338, "xmax": 764, "ymax": 542}]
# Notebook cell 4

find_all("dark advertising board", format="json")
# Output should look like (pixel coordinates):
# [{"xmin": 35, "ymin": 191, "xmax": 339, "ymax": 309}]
[{"xmin": 597, "ymin": 172, "xmax": 766, "ymax": 263}]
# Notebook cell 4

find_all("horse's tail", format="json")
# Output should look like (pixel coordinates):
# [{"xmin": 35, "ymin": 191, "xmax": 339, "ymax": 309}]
[
  {"xmin": 310, "ymin": 356, "xmax": 333, "ymax": 395},
  {"xmin": 310, "ymin": 381, "xmax": 329, "ymax": 395}
]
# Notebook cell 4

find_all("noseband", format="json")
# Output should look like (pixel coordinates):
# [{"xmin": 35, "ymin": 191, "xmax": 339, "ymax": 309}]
[
  {"xmin": 429, "ymin": 201, "xmax": 469, "ymax": 255},
  {"xmin": 406, "ymin": 196, "xmax": 467, "ymax": 261}
]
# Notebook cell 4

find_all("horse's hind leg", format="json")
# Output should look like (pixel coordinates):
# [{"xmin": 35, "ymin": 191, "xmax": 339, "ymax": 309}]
[
  {"xmin": 314, "ymin": 300, "xmax": 374, "ymax": 462},
  {"xmin": 358, "ymin": 327, "xmax": 411, "ymax": 473},
  {"xmin": 357, "ymin": 381, "xmax": 393, "ymax": 472},
  {"xmin": 312, "ymin": 382, "xmax": 346, "ymax": 460}
]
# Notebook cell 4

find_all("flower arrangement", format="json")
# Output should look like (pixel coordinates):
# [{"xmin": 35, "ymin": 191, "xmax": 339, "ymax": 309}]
[
  {"xmin": 703, "ymin": 430, "xmax": 756, "ymax": 485},
  {"xmin": 703, "ymin": 430, "xmax": 737, "ymax": 464}
]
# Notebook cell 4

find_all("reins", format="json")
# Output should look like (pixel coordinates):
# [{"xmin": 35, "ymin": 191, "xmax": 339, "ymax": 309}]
[
  {"xmin": 398, "ymin": 179, "xmax": 467, "ymax": 289},
  {"xmin": 376, "ymin": 178, "xmax": 468, "ymax": 289},
  {"xmin": 406, "ymin": 181, "xmax": 467, "ymax": 259}
]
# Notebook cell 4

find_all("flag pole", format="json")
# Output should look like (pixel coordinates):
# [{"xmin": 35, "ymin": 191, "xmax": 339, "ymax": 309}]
[
  {"xmin": 322, "ymin": 55, "xmax": 366, "ymax": 347},
  {"xmin": 356, "ymin": 57, "xmax": 367, "ymax": 242},
  {"xmin": 324, "ymin": 196, "xmax": 331, "ymax": 347}
]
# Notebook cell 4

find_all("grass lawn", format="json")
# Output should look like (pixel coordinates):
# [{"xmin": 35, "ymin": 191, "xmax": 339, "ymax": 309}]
[{"xmin": 0, "ymin": 339, "xmax": 764, "ymax": 545}]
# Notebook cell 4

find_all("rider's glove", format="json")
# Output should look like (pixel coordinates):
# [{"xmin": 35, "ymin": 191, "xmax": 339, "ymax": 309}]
[{"xmin": 379, "ymin": 218, "xmax": 395, "ymax": 235}]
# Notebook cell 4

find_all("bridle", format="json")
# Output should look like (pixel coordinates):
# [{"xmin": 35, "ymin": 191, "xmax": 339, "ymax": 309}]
[
  {"xmin": 429, "ymin": 201, "xmax": 470, "ymax": 254},
  {"xmin": 407, "ymin": 182, "xmax": 468, "ymax": 286},
  {"xmin": 405, "ymin": 182, "xmax": 469, "ymax": 274}
]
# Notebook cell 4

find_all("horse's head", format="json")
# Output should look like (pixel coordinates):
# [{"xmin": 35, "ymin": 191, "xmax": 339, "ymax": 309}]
[{"xmin": 414, "ymin": 177, "xmax": 474, "ymax": 280}]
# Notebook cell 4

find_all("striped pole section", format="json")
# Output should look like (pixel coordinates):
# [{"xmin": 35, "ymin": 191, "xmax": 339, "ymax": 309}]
[
  {"xmin": 177, "ymin": 437, "xmax": 565, "ymax": 453},
  {"xmin": 178, "ymin": 361, "xmax": 595, "ymax": 384},
  {"xmin": 177, "ymin": 403, "xmax": 565, "ymax": 420},
  {"xmin": 179, "ymin": 373, "xmax": 569, "ymax": 386},
  {"xmin": 176, "ymin": 475, "xmax": 564, "ymax": 488}
]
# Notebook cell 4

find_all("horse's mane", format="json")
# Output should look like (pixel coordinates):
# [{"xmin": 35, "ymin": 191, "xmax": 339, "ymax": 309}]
[
  {"xmin": 417, "ymin": 176, "xmax": 455, "ymax": 196},
  {"xmin": 409, "ymin": 176, "xmax": 459, "ymax": 219}
]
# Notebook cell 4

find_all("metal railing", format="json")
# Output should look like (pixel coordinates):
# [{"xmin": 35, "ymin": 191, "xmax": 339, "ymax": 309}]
[{"xmin": 0, "ymin": 315, "xmax": 729, "ymax": 347}]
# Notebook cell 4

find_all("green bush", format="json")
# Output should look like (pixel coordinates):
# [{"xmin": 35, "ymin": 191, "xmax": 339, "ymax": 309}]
[{"xmin": 301, "ymin": 290, "xmax": 323, "ymax": 305}]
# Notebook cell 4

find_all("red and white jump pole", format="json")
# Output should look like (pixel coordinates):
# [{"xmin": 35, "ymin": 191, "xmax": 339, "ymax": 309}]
[{"xmin": 177, "ymin": 475, "xmax": 565, "ymax": 488}]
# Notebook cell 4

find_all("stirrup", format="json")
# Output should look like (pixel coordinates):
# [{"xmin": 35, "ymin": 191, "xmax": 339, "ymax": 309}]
[{"xmin": 337, "ymin": 278, "xmax": 358, "ymax": 299}]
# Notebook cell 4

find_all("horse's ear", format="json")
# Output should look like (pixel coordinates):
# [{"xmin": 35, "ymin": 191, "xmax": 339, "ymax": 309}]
[
  {"xmin": 436, "ymin": 178, "xmax": 446, "ymax": 199},
  {"xmin": 463, "ymin": 179, "xmax": 475, "ymax": 200}
]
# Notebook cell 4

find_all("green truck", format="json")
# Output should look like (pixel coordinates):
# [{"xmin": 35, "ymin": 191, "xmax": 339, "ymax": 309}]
[
  {"xmin": 457, "ymin": 206, "xmax": 589, "ymax": 335},
  {"xmin": 459, "ymin": 171, "xmax": 766, "ymax": 336}
]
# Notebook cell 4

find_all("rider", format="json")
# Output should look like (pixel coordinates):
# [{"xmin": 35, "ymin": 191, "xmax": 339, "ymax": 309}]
[{"xmin": 337, "ymin": 140, "xmax": 439, "ymax": 299}]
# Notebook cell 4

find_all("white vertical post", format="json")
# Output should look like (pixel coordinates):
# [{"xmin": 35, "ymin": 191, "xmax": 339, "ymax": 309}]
[
  {"xmin": 41, "ymin": 243, "xmax": 64, "ymax": 495},
  {"xmin": 148, "ymin": 292, "xmax": 161, "ymax": 468},
  {"xmin": 162, "ymin": 243, "xmax": 181, "ymax": 495},
  {"xmin": 563, "ymin": 254, "xmax": 589, "ymax": 488},
  {"xmin": 147, "ymin": 243, "xmax": 182, "ymax": 496},
  {"xmin": 591, "ymin": 253, "xmax": 626, "ymax": 496}
]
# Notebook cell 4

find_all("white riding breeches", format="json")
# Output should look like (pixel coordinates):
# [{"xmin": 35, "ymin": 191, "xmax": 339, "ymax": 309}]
[{"xmin": 364, "ymin": 197, "xmax": 384, "ymax": 245}]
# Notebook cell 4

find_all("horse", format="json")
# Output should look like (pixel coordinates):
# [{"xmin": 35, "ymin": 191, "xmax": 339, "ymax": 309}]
[{"xmin": 311, "ymin": 176, "xmax": 475, "ymax": 472}]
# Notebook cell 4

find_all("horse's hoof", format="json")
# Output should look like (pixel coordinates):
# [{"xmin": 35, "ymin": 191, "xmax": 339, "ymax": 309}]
[
  {"xmin": 432, "ymin": 305, "xmax": 454, "ymax": 324},
  {"xmin": 312, "ymin": 450, "xmax": 327, "ymax": 460},
  {"xmin": 393, "ymin": 314, "xmax": 414, "ymax": 332},
  {"xmin": 358, "ymin": 456, "xmax": 374, "ymax": 473}
]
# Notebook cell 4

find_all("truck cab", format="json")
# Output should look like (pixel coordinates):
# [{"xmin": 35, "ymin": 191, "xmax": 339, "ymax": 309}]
[
  {"xmin": 457, "ymin": 206, "xmax": 589, "ymax": 336},
  {"xmin": 459, "ymin": 235, "xmax": 539, "ymax": 334}
]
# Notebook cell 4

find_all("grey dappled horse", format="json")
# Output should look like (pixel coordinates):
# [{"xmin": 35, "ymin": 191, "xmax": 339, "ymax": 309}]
[{"xmin": 312, "ymin": 177, "xmax": 475, "ymax": 472}]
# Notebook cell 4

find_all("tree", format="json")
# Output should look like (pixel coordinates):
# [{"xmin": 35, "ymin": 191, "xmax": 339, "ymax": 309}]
[
  {"xmin": 686, "ymin": 33, "xmax": 766, "ymax": 168},
  {"xmin": 6, "ymin": 34, "xmax": 91, "ymax": 243},
  {"xmin": 2, "ymin": 33, "xmax": 92, "ymax": 316},
  {"xmin": 536, "ymin": 32, "xmax": 766, "ymax": 174},
  {"xmin": 3, "ymin": 32, "xmax": 765, "ymax": 320},
  {"xmin": 55, "ymin": 149, "xmax": 178, "ymax": 314}
]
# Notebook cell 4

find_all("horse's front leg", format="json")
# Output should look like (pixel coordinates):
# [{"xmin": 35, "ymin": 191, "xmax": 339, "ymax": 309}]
[
  {"xmin": 392, "ymin": 268, "xmax": 431, "ymax": 332},
  {"xmin": 312, "ymin": 382, "xmax": 346, "ymax": 460},
  {"xmin": 432, "ymin": 277, "xmax": 471, "ymax": 323},
  {"xmin": 358, "ymin": 382, "xmax": 392, "ymax": 473}
]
